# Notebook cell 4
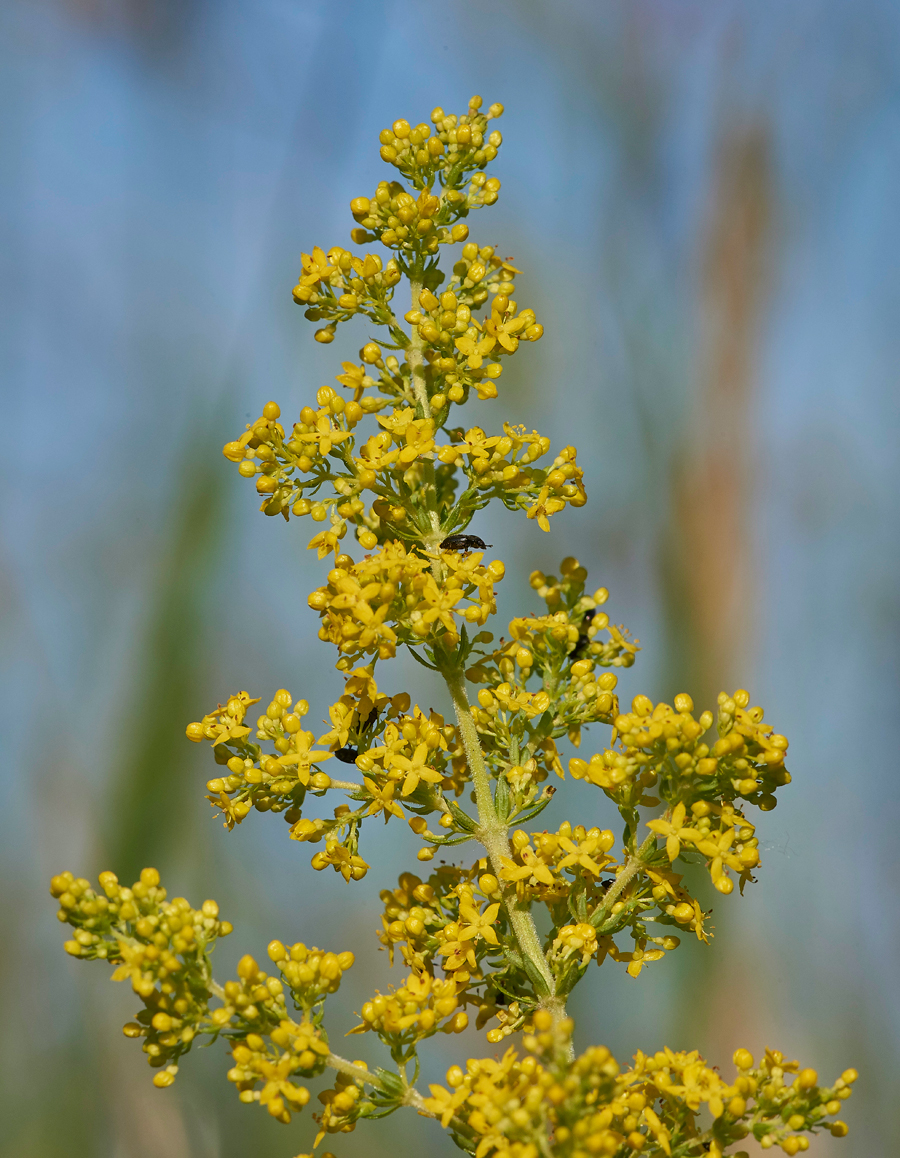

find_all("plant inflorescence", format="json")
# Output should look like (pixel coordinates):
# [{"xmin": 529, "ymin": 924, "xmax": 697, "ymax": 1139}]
[{"xmin": 51, "ymin": 96, "xmax": 855, "ymax": 1158}]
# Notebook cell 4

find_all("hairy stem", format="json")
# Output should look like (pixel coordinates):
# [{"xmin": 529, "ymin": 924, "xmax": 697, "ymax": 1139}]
[
  {"xmin": 443, "ymin": 667, "xmax": 558, "ymax": 1002},
  {"xmin": 406, "ymin": 267, "xmax": 558, "ymax": 1013},
  {"xmin": 407, "ymin": 274, "xmax": 444, "ymax": 572},
  {"xmin": 406, "ymin": 275, "xmax": 431, "ymax": 421}
]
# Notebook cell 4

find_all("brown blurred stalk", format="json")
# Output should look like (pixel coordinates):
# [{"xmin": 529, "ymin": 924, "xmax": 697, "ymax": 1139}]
[
  {"xmin": 661, "ymin": 121, "xmax": 772, "ymax": 709},
  {"xmin": 660, "ymin": 121, "xmax": 774, "ymax": 1075}
]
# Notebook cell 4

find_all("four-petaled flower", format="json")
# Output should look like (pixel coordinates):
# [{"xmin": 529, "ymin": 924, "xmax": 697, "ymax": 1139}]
[
  {"xmin": 458, "ymin": 899, "xmax": 501, "ymax": 946},
  {"xmin": 482, "ymin": 310, "xmax": 528, "ymax": 353},
  {"xmin": 557, "ymin": 834, "xmax": 609, "ymax": 877},
  {"xmin": 646, "ymin": 801, "xmax": 701, "ymax": 861},
  {"xmin": 425, "ymin": 1083, "xmax": 469, "ymax": 1128},
  {"xmin": 297, "ymin": 245, "xmax": 334, "ymax": 289},
  {"xmin": 363, "ymin": 776, "xmax": 405, "ymax": 822},
  {"xmin": 455, "ymin": 327, "xmax": 496, "ymax": 369},
  {"xmin": 389, "ymin": 742, "xmax": 443, "ymax": 797}
]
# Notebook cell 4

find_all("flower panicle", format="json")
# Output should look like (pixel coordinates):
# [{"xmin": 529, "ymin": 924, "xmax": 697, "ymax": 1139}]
[{"xmin": 50, "ymin": 96, "xmax": 854, "ymax": 1158}]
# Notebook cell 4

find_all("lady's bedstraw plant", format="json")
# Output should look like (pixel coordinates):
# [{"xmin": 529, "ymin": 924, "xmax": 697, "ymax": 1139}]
[{"xmin": 51, "ymin": 98, "xmax": 856, "ymax": 1158}]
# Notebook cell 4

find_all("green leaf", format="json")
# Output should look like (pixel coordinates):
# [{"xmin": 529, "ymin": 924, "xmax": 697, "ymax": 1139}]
[
  {"xmin": 520, "ymin": 954, "xmax": 551, "ymax": 997},
  {"xmin": 493, "ymin": 775, "xmax": 510, "ymax": 822},
  {"xmin": 407, "ymin": 647, "xmax": 439, "ymax": 672},
  {"xmin": 509, "ymin": 792, "xmax": 554, "ymax": 825},
  {"xmin": 446, "ymin": 800, "xmax": 479, "ymax": 832},
  {"xmin": 425, "ymin": 832, "xmax": 476, "ymax": 847},
  {"xmin": 374, "ymin": 1068, "xmax": 406, "ymax": 1099}
]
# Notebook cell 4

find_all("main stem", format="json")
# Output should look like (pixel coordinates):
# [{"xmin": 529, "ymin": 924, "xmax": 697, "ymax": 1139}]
[
  {"xmin": 406, "ymin": 275, "xmax": 430, "ymax": 421},
  {"xmin": 443, "ymin": 667, "xmax": 559, "ymax": 1007},
  {"xmin": 407, "ymin": 273, "xmax": 443, "ymax": 556},
  {"xmin": 406, "ymin": 268, "xmax": 561, "ymax": 1016}
]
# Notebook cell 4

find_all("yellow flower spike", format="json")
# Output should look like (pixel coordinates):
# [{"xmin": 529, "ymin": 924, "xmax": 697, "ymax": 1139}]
[{"xmin": 55, "ymin": 97, "xmax": 850, "ymax": 1158}]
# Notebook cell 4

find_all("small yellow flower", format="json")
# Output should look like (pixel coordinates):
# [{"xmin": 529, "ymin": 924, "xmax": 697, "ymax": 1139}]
[
  {"xmin": 297, "ymin": 245, "xmax": 334, "ymax": 288},
  {"xmin": 425, "ymin": 1082, "xmax": 469, "ymax": 1127},
  {"xmin": 388, "ymin": 742, "xmax": 443, "ymax": 797},
  {"xmin": 458, "ymin": 899, "xmax": 501, "ymax": 946},
  {"xmin": 646, "ymin": 802, "xmax": 700, "ymax": 861},
  {"xmin": 362, "ymin": 776, "xmax": 405, "ymax": 822}
]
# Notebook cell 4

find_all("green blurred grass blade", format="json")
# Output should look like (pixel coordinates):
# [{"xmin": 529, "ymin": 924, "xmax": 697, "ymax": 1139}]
[{"xmin": 103, "ymin": 435, "xmax": 226, "ymax": 883}]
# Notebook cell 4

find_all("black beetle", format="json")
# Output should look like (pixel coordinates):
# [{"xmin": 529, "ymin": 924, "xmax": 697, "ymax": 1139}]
[
  {"xmin": 440, "ymin": 534, "xmax": 492, "ymax": 553},
  {"xmin": 334, "ymin": 746, "xmax": 359, "ymax": 764},
  {"xmin": 359, "ymin": 707, "xmax": 379, "ymax": 731},
  {"xmin": 571, "ymin": 608, "xmax": 597, "ymax": 660}
]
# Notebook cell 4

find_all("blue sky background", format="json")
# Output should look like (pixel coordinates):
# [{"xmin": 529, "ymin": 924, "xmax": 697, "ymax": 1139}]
[{"xmin": 2, "ymin": 2, "xmax": 899, "ymax": 1155}]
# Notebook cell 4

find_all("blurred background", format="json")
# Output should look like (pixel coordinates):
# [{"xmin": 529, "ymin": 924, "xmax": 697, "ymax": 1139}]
[{"xmin": 3, "ymin": 1, "xmax": 899, "ymax": 1155}]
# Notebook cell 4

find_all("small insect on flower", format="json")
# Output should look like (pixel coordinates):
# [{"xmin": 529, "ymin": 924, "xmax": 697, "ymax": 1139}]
[
  {"xmin": 335, "ymin": 746, "xmax": 359, "ymax": 764},
  {"xmin": 571, "ymin": 608, "xmax": 596, "ymax": 660},
  {"xmin": 440, "ymin": 534, "xmax": 492, "ymax": 553}
]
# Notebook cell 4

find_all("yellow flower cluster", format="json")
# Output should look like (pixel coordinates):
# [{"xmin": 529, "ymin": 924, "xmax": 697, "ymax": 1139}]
[
  {"xmin": 351, "ymin": 971, "xmax": 469, "ymax": 1056},
  {"xmin": 424, "ymin": 1014, "xmax": 620, "ymax": 1156},
  {"xmin": 647, "ymin": 801, "xmax": 759, "ymax": 896},
  {"xmin": 225, "ymin": 406, "xmax": 584, "ymax": 555},
  {"xmin": 614, "ymin": 688, "xmax": 790, "ymax": 809},
  {"xmin": 186, "ymin": 689, "xmax": 334, "ymax": 827},
  {"xmin": 264, "ymin": 940, "xmax": 354, "ymax": 1011},
  {"xmin": 352, "ymin": 94, "xmax": 502, "ymax": 213},
  {"xmin": 568, "ymin": 687, "xmax": 789, "ymax": 895},
  {"xmin": 316, "ymin": 666, "xmax": 409, "ymax": 750},
  {"xmin": 499, "ymin": 824, "xmax": 616, "ymax": 903},
  {"xmin": 50, "ymin": 867, "xmax": 231, "ymax": 1085},
  {"xmin": 357, "ymin": 706, "xmax": 455, "ymax": 796},
  {"xmin": 426, "ymin": 1013, "xmax": 856, "ymax": 1158},
  {"xmin": 435, "ymin": 883, "xmax": 504, "ymax": 975},
  {"xmin": 50, "ymin": 865, "xmax": 356, "ymax": 1110},
  {"xmin": 291, "ymin": 245, "xmax": 401, "ymax": 346},
  {"xmin": 226, "ymin": 1027, "xmax": 319, "ymax": 1124},
  {"xmin": 308, "ymin": 540, "xmax": 504, "ymax": 664},
  {"xmin": 437, "ymin": 421, "xmax": 584, "ymax": 526},
  {"xmin": 312, "ymin": 1067, "xmax": 369, "ymax": 1147},
  {"xmin": 622, "ymin": 1046, "xmax": 857, "ymax": 1155},
  {"xmin": 377, "ymin": 867, "xmax": 467, "ymax": 970},
  {"xmin": 406, "ymin": 277, "xmax": 543, "ymax": 404},
  {"xmin": 223, "ymin": 400, "xmax": 358, "ymax": 522},
  {"xmin": 287, "ymin": 702, "xmax": 461, "ymax": 877},
  {"xmin": 294, "ymin": 705, "xmax": 458, "ymax": 839},
  {"xmin": 216, "ymin": 948, "xmax": 352, "ymax": 1125},
  {"xmin": 482, "ymin": 821, "xmax": 707, "ymax": 988},
  {"xmin": 214, "ymin": 953, "xmax": 291, "ymax": 1033},
  {"xmin": 375, "ymin": 868, "xmax": 531, "ymax": 1032},
  {"xmin": 464, "ymin": 561, "xmax": 634, "ymax": 761}
]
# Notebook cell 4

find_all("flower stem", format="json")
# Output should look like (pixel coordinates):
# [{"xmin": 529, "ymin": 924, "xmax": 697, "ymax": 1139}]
[
  {"xmin": 326, "ymin": 1051, "xmax": 432, "ymax": 1113},
  {"xmin": 442, "ymin": 666, "xmax": 558, "ymax": 1003},
  {"xmin": 594, "ymin": 832, "xmax": 656, "ymax": 922}
]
